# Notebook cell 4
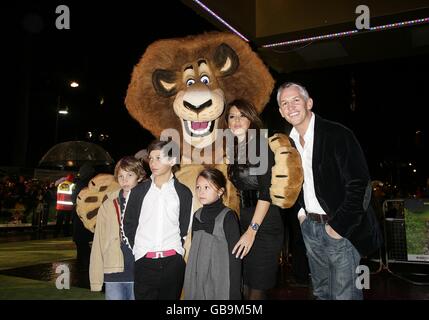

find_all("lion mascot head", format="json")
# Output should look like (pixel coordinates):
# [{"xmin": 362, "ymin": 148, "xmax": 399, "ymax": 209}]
[{"xmin": 125, "ymin": 32, "xmax": 274, "ymax": 151}]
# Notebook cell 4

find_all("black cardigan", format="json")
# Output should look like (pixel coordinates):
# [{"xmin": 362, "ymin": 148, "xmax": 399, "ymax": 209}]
[{"xmin": 123, "ymin": 177, "xmax": 193, "ymax": 250}]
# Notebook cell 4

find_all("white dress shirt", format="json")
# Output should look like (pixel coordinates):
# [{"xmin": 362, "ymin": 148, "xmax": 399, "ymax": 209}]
[
  {"xmin": 289, "ymin": 112, "xmax": 327, "ymax": 218},
  {"xmin": 133, "ymin": 174, "xmax": 184, "ymax": 261}
]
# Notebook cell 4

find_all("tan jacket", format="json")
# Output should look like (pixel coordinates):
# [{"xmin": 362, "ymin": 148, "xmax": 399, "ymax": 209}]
[{"xmin": 89, "ymin": 189, "xmax": 125, "ymax": 291}]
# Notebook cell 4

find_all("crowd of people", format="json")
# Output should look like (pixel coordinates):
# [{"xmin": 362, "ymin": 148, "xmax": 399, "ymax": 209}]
[{"xmin": 0, "ymin": 175, "xmax": 56, "ymax": 226}]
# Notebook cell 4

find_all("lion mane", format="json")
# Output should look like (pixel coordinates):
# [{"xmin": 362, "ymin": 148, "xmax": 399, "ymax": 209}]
[{"xmin": 125, "ymin": 32, "xmax": 274, "ymax": 140}]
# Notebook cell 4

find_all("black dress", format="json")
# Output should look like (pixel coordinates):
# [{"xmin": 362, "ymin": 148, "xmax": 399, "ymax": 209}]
[{"xmin": 228, "ymin": 135, "xmax": 284, "ymax": 290}]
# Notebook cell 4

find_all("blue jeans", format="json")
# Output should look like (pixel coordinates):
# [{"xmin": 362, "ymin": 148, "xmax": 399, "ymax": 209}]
[
  {"xmin": 105, "ymin": 282, "xmax": 135, "ymax": 300},
  {"xmin": 300, "ymin": 218, "xmax": 363, "ymax": 300}
]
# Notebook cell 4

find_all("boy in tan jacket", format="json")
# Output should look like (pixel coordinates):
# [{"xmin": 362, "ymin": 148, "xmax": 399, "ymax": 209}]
[{"xmin": 89, "ymin": 156, "xmax": 146, "ymax": 299}]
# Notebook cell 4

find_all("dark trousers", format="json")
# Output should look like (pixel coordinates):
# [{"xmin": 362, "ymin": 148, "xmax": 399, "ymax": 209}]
[
  {"xmin": 55, "ymin": 210, "xmax": 71, "ymax": 237},
  {"xmin": 282, "ymin": 208, "xmax": 310, "ymax": 282},
  {"xmin": 74, "ymin": 241, "xmax": 91, "ymax": 288},
  {"xmin": 75, "ymin": 241, "xmax": 91, "ymax": 267},
  {"xmin": 134, "ymin": 254, "xmax": 185, "ymax": 300}
]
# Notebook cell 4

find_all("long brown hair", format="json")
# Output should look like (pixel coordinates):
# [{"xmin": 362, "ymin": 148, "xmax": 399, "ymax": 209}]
[
  {"xmin": 223, "ymin": 99, "xmax": 264, "ymax": 166},
  {"xmin": 222, "ymin": 99, "xmax": 264, "ymax": 130}
]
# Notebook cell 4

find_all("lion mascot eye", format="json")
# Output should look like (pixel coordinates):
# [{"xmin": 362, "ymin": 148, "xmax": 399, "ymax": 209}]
[
  {"xmin": 200, "ymin": 75, "xmax": 210, "ymax": 85},
  {"xmin": 186, "ymin": 79, "xmax": 195, "ymax": 86}
]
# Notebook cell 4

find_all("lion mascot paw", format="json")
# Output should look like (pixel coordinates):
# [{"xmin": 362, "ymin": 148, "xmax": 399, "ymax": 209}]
[{"xmin": 76, "ymin": 174, "xmax": 120, "ymax": 232}]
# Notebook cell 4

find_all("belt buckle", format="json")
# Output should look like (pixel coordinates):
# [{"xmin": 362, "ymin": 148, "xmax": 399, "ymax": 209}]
[
  {"xmin": 317, "ymin": 214, "xmax": 328, "ymax": 223},
  {"xmin": 308, "ymin": 212, "xmax": 326, "ymax": 223},
  {"xmin": 155, "ymin": 251, "xmax": 163, "ymax": 259}
]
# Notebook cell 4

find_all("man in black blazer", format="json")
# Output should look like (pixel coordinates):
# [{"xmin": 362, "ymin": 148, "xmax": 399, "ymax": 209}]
[{"xmin": 277, "ymin": 82, "xmax": 382, "ymax": 300}]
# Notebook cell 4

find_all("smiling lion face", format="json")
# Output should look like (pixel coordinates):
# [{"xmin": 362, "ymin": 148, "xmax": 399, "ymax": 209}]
[
  {"xmin": 155, "ymin": 44, "xmax": 236, "ymax": 147},
  {"xmin": 125, "ymin": 32, "xmax": 274, "ymax": 149}
]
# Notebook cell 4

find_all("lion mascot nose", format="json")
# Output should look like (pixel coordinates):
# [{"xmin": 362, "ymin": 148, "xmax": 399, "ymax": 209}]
[{"xmin": 182, "ymin": 84, "xmax": 213, "ymax": 114}]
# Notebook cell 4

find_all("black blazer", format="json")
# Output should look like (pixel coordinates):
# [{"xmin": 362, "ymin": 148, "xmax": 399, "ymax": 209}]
[
  {"xmin": 123, "ymin": 177, "xmax": 193, "ymax": 250},
  {"xmin": 297, "ymin": 114, "xmax": 382, "ymax": 256}
]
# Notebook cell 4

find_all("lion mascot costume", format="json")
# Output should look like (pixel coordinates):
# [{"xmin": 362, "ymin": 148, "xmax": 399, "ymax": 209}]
[
  {"xmin": 76, "ymin": 32, "xmax": 302, "ymax": 258},
  {"xmin": 125, "ymin": 31, "xmax": 302, "ymax": 213}
]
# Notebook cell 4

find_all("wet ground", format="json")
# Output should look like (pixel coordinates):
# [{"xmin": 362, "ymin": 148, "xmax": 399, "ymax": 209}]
[
  {"xmin": 0, "ymin": 259, "xmax": 90, "ymax": 289},
  {"xmin": 1, "ymin": 257, "xmax": 429, "ymax": 299},
  {"xmin": 0, "ymin": 226, "xmax": 60, "ymax": 243},
  {"xmin": 1, "ymin": 230, "xmax": 429, "ymax": 299},
  {"xmin": 270, "ymin": 260, "xmax": 429, "ymax": 300}
]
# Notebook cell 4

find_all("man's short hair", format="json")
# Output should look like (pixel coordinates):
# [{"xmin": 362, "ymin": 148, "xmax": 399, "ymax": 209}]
[{"xmin": 277, "ymin": 82, "xmax": 310, "ymax": 106}]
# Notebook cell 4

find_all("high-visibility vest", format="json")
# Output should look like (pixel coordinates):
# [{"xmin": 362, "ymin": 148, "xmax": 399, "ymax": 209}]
[{"xmin": 56, "ymin": 180, "xmax": 76, "ymax": 211}]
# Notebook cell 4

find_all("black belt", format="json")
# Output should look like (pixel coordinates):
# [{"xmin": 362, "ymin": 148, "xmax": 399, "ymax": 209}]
[
  {"xmin": 239, "ymin": 190, "xmax": 259, "ymax": 208},
  {"xmin": 306, "ymin": 212, "xmax": 329, "ymax": 223}
]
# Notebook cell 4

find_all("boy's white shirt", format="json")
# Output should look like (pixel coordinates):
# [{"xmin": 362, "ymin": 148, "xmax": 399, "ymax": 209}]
[
  {"xmin": 133, "ymin": 174, "xmax": 186, "ymax": 261},
  {"xmin": 122, "ymin": 177, "xmax": 193, "ymax": 260}
]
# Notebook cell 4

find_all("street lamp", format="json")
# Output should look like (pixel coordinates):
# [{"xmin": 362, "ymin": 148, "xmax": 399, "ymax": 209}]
[
  {"xmin": 54, "ymin": 81, "xmax": 78, "ymax": 143},
  {"xmin": 55, "ymin": 102, "xmax": 69, "ymax": 143}
]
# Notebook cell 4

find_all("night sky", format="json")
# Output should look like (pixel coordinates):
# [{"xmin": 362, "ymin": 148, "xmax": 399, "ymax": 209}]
[
  {"xmin": 2, "ymin": 0, "xmax": 218, "ymax": 165},
  {"xmin": 2, "ymin": 1, "xmax": 428, "ymax": 192}
]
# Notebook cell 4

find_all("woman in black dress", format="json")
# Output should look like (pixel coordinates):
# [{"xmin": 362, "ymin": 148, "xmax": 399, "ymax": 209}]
[{"xmin": 223, "ymin": 99, "xmax": 284, "ymax": 300}]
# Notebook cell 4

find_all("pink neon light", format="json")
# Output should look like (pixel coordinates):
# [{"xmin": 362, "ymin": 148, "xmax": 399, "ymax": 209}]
[
  {"xmin": 263, "ymin": 17, "xmax": 429, "ymax": 48},
  {"xmin": 192, "ymin": 0, "xmax": 249, "ymax": 42}
]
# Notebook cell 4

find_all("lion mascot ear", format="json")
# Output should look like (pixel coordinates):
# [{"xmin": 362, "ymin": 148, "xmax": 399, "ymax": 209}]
[
  {"xmin": 152, "ymin": 69, "xmax": 177, "ymax": 97},
  {"xmin": 213, "ymin": 43, "xmax": 239, "ymax": 77}
]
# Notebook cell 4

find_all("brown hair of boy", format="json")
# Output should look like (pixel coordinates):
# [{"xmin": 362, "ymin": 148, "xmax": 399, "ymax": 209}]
[{"xmin": 114, "ymin": 156, "xmax": 146, "ymax": 181}]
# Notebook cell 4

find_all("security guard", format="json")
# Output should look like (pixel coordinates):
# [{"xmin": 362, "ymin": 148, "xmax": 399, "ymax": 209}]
[{"xmin": 55, "ymin": 174, "xmax": 75, "ymax": 237}]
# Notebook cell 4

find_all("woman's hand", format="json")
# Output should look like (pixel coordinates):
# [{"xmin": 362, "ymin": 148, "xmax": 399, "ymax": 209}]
[{"xmin": 232, "ymin": 229, "xmax": 256, "ymax": 259}]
